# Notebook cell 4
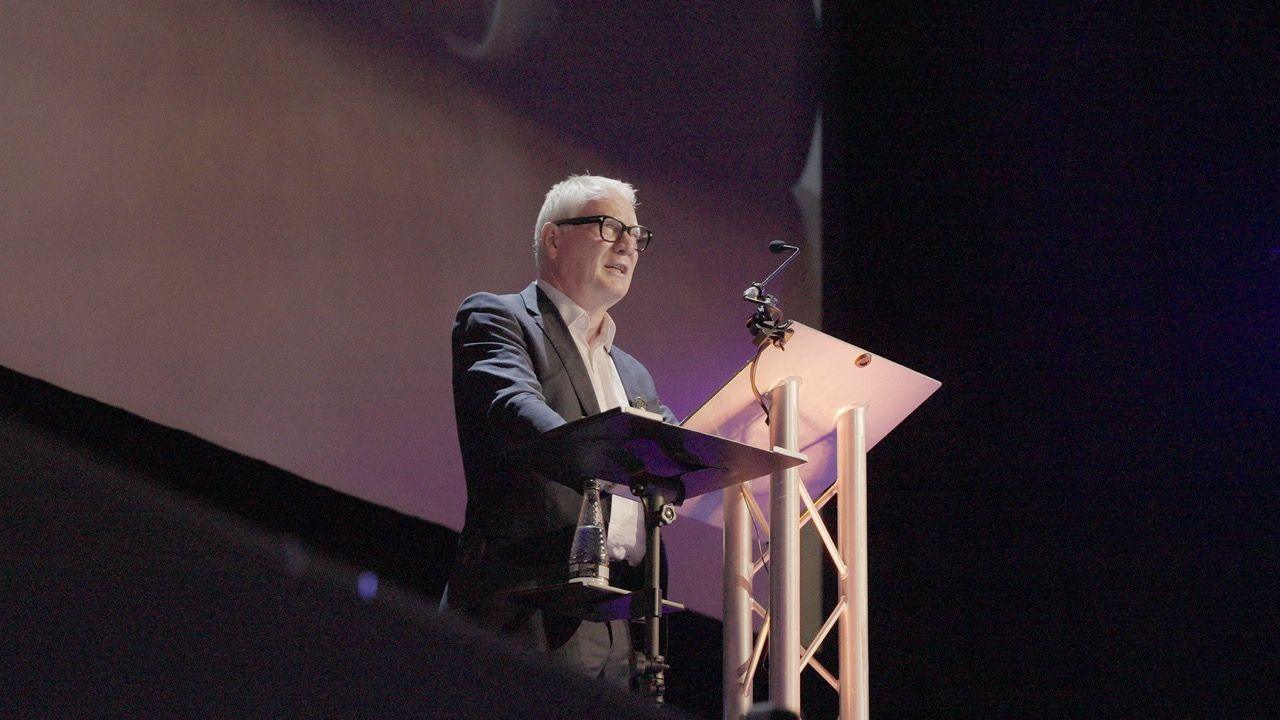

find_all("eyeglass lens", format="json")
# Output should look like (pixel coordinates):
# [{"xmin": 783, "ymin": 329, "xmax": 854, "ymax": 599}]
[{"xmin": 600, "ymin": 218, "xmax": 650, "ymax": 250}]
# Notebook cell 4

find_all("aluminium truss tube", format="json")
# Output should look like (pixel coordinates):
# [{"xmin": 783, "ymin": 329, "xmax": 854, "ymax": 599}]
[
  {"xmin": 837, "ymin": 405, "xmax": 870, "ymax": 720},
  {"xmin": 723, "ymin": 480, "xmax": 753, "ymax": 720},
  {"xmin": 768, "ymin": 377, "xmax": 802, "ymax": 713}
]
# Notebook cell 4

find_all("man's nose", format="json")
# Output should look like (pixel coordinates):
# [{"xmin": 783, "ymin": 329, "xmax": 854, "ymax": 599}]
[{"xmin": 614, "ymin": 235, "xmax": 639, "ymax": 255}]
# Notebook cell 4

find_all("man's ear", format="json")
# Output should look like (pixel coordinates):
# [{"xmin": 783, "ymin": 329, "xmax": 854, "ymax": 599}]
[{"xmin": 539, "ymin": 222, "xmax": 559, "ymax": 259}]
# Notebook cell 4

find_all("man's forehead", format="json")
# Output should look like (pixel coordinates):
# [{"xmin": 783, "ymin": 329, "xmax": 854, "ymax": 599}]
[{"xmin": 580, "ymin": 193, "xmax": 635, "ymax": 221}]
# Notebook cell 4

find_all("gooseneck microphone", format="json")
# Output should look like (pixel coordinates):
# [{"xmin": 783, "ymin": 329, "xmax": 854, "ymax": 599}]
[
  {"xmin": 743, "ymin": 240, "xmax": 800, "ymax": 350},
  {"xmin": 742, "ymin": 241, "xmax": 801, "ymax": 424},
  {"xmin": 756, "ymin": 241, "xmax": 801, "ymax": 293}
]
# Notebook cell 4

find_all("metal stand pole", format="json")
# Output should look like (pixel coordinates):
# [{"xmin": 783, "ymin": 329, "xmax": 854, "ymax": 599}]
[
  {"xmin": 837, "ymin": 406, "xmax": 870, "ymax": 720},
  {"xmin": 723, "ymin": 480, "xmax": 753, "ymax": 720},
  {"xmin": 768, "ymin": 377, "xmax": 801, "ymax": 713},
  {"xmin": 632, "ymin": 485, "xmax": 675, "ymax": 705}
]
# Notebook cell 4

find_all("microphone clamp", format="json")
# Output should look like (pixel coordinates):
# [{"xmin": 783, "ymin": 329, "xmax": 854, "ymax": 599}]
[{"xmin": 744, "ymin": 283, "xmax": 794, "ymax": 349}]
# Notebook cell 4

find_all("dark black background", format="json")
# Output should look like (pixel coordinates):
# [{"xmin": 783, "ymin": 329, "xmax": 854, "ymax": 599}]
[{"xmin": 822, "ymin": 3, "xmax": 1277, "ymax": 717}]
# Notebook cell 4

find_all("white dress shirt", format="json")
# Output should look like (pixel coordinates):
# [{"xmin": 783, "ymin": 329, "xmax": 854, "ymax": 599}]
[{"xmin": 537, "ymin": 279, "xmax": 645, "ymax": 566}]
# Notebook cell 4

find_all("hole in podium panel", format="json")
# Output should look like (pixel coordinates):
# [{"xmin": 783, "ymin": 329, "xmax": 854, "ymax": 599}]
[{"xmin": 854, "ymin": 353, "xmax": 872, "ymax": 367}]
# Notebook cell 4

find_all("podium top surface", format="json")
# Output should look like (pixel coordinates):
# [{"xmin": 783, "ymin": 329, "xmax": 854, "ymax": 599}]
[
  {"xmin": 678, "ymin": 321, "xmax": 941, "ymax": 525},
  {"xmin": 527, "ymin": 406, "xmax": 805, "ymax": 501}
]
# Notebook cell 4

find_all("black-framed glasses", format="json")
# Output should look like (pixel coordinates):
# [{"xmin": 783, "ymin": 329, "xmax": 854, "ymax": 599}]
[{"xmin": 555, "ymin": 215, "xmax": 653, "ymax": 252}]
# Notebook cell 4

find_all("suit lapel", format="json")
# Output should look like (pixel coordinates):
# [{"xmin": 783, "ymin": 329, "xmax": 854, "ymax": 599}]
[{"xmin": 522, "ymin": 282, "xmax": 600, "ymax": 418}]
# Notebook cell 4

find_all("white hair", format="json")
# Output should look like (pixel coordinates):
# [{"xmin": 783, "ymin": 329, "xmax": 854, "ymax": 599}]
[{"xmin": 532, "ymin": 174, "xmax": 637, "ymax": 268}]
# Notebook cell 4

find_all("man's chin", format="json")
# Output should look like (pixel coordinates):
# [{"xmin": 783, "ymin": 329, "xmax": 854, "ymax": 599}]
[{"xmin": 596, "ymin": 278, "xmax": 630, "ymax": 298}]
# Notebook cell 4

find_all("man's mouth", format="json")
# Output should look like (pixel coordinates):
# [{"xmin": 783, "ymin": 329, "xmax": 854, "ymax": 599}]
[{"xmin": 605, "ymin": 263, "xmax": 629, "ymax": 275}]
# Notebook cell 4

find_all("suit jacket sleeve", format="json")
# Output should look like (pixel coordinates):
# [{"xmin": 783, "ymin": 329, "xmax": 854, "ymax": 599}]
[{"xmin": 452, "ymin": 292, "xmax": 566, "ymax": 460}]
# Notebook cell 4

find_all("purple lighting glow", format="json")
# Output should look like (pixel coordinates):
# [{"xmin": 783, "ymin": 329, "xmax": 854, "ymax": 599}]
[{"xmin": 357, "ymin": 571, "xmax": 378, "ymax": 601}]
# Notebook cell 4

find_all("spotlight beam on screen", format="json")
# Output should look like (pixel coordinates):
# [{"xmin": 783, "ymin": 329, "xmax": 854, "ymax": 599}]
[{"xmin": 0, "ymin": 0, "xmax": 819, "ymax": 619}]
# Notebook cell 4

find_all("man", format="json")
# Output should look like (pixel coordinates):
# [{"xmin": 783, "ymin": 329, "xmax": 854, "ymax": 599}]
[{"xmin": 447, "ymin": 175, "xmax": 677, "ymax": 687}]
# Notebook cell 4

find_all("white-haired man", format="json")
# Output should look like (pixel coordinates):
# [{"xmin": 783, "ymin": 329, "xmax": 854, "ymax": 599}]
[{"xmin": 446, "ymin": 175, "xmax": 677, "ymax": 687}]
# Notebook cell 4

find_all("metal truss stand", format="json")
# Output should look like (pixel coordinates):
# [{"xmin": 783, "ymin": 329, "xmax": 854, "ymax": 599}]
[{"xmin": 723, "ymin": 387, "xmax": 870, "ymax": 720}]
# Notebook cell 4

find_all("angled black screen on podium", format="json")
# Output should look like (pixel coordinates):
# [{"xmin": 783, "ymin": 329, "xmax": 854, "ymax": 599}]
[{"xmin": 526, "ymin": 407, "xmax": 805, "ymax": 501}]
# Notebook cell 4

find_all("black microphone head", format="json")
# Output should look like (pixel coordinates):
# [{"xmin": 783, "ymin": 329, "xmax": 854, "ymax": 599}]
[{"xmin": 769, "ymin": 240, "xmax": 798, "ymax": 254}]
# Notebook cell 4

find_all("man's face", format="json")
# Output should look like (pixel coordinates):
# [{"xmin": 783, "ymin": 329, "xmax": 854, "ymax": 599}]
[{"xmin": 541, "ymin": 193, "xmax": 640, "ymax": 313}]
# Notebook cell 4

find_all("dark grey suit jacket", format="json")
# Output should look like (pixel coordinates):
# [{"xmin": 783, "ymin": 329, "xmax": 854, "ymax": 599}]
[{"xmin": 447, "ymin": 282, "xmax": 676, "ymax": 646}]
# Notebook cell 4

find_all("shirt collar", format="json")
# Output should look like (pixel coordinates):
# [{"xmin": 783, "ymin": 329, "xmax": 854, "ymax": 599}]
[{"xmin": 536, "ymin": 279, "xmax": 616, "ymax": 351}]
